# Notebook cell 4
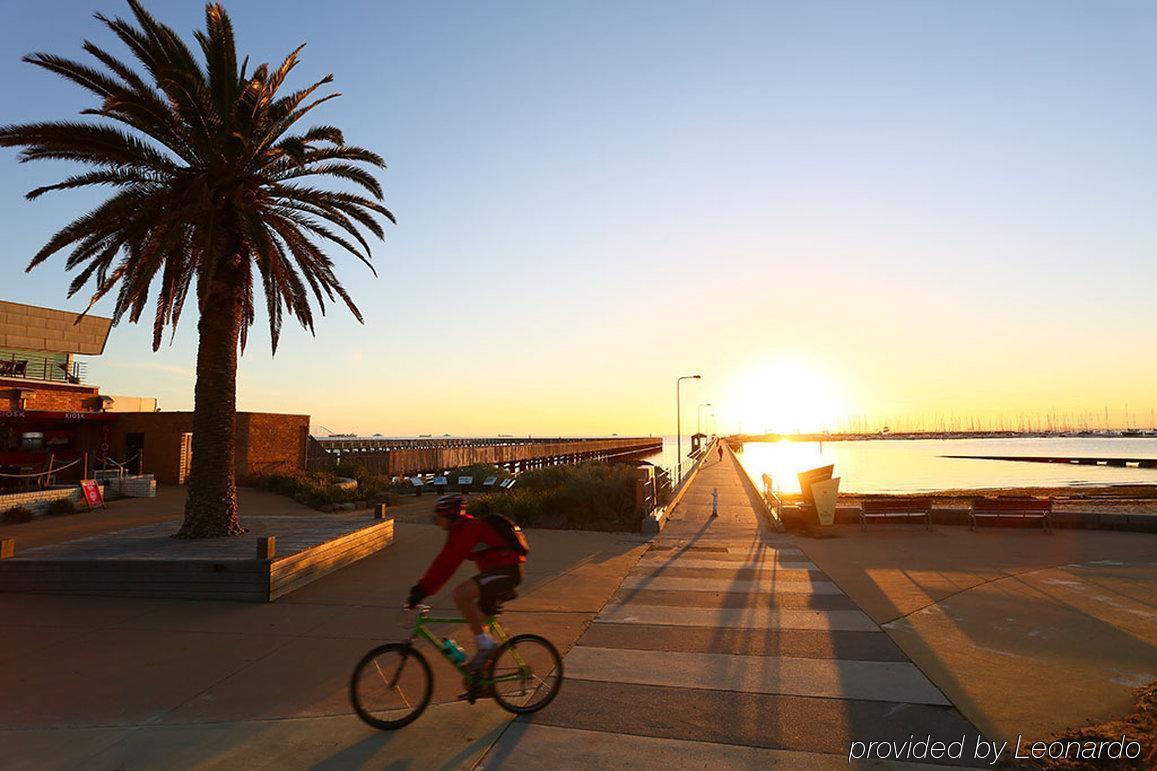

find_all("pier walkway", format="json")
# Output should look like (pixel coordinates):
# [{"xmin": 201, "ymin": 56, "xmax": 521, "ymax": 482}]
[{"xmin": 484, "ymin": 444, "xmax": 979, "ymax": 767}]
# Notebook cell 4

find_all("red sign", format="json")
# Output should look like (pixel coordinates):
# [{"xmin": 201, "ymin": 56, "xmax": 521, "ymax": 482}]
[{"xmin": 79, "ymin": 480, "xmax": 105, "ymax": 510}]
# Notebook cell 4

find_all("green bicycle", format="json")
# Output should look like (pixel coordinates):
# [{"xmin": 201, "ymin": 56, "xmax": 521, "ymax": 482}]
[{"xmin": 349, "ymin": 603, "xmax": 564, "ymax": 730}]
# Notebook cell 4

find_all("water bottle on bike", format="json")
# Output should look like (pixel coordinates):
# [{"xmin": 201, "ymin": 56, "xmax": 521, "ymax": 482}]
[{"xmin": 440, "ymin": 637, "xmax": 467, "ymax": 665}]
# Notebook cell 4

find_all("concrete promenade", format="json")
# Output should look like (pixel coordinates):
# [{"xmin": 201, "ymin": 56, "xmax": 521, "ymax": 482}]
[
  {"xmin": 0, "ymin": 488, "xmax": 648, "ymax": 769},
  {"xmin": 7, "ymin": 464, "xmax": 1148, "ymax": 767},
  {"xmin": 797, "ymin": 524, "xmax": 1157, "ymax": 742},
  {"xmin": 482, "ymin": 445, "xmax": 979, "ymax": 767}
]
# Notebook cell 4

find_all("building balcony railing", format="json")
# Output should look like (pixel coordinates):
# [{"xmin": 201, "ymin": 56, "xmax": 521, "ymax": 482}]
[{"xmin": 0, "ymin": 353, "xmax": 88, "ymax": 385}]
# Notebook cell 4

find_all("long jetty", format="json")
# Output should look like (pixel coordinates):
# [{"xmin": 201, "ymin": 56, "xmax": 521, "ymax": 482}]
[
  {"xmin": 943, "ymin": 454, "xmax": 1157, "ymax": 469},
  {"xmin": 310, "ymin": 436, "xmax": 663, "ymax": 476}
]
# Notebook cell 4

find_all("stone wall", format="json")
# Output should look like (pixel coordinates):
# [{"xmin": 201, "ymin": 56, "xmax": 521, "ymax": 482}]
[
  {"xmin": 0, "ymin": 300, "xmax": 112, "ymax": 355},
  {"xmin": 0, "ymin": 484, "xmax": 102, "ymax": 515},
  {"xmin": 93, "ymin": 472, "xmax": 156, "ymax": 498}
]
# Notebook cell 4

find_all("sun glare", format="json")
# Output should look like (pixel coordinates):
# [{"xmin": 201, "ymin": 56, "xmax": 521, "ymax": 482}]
[{"xmin": 721, "ymin": 360, "xmax": 848, "ymax": 434}]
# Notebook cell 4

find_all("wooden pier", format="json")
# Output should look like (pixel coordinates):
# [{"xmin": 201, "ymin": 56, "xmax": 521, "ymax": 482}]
[
  {"xmin": 943, "ymin": 455, "xmax": 1157, "ymax": 469},
  {"xmin": 311, "ymin": 436, "xmax": 662, "ymax": 476}
]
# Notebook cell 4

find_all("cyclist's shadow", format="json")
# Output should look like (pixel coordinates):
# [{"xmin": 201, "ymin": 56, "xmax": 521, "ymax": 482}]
[{"xmin": 311, "ymin": 715, "xmax": 508, "ymax": 770}]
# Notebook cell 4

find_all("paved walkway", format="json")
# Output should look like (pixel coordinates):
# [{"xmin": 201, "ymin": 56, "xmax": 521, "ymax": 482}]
[
  {"xmin": 483, "ymin": 444, "xmax": 980, "ymax": 768},
  {"xmin": 0, "ymin": 497, "xmax": 647, "ymax": 770},
  {"xmin": 796, "ymin": 524, "xmax": 1157, "ymax": 742}
]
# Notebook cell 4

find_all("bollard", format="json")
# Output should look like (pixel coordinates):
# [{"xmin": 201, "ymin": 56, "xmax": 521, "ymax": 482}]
[
  {"xmin": 374, "ymin": 503, "xmax": 388, "ymax": 520},
  {"xmin": 0, "ymin": 538, "xmax": 14, "ymax": 560},
  {"xmin": 256, "ymin": 536, "xmax": 276, "ymax": 560},
  {"xmin": 711, "ymin": 488, "xmax": 719, "ymax": 518}
]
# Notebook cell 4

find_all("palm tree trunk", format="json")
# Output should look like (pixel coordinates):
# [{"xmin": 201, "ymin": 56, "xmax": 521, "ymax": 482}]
[{"xmin": 174, "ymin": 265, "xmax": 247, "ymax": 539}]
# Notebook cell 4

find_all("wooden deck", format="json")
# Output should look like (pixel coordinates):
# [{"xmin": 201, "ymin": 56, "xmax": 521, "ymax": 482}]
[{"xmin": 0, "ymin": 515, "xmax": 394, "ymax": 602}]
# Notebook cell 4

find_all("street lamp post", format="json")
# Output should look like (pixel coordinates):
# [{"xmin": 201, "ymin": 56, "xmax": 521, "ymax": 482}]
[
  {"xmin": 697, "ymin": 403, "xmax": 713, "ymax": 435},
  {"xmin": 676, "ymin": 374, "xmax": 701, "ymax": 482}
]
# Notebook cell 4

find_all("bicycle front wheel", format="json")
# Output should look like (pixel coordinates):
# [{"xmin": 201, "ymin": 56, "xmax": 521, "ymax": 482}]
[
  {"xmin": 486, "ymin": 634, "xmax": 563, "ymax": 714},
  {"xmin": 350, "ymin": 643, "xmax": 433, "ymax": 729}
]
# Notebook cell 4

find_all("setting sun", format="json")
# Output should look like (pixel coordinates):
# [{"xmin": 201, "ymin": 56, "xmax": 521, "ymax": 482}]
[{"xmin": 720, "ymin": 359, "xmax": 850, "ymax": 434}]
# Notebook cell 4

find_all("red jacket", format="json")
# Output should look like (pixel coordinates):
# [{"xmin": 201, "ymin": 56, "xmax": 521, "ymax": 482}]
[{"xmin": 417, "ymin": 514, "xmax": 525, "ymax": 596}]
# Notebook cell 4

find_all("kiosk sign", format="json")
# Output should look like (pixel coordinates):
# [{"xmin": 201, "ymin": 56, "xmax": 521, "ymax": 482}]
[{"xmin": 79, "ymin": 480, "xmax": 105, "ymax": 510}]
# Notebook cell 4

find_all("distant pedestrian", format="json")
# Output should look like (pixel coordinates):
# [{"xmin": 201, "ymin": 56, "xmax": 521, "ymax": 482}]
[
  {"xmin": 717, "ymin": 444, "xmax": 723, "ymax": 463},
  {"xmin": 711, "ymin": 487, "xmax": 719, "ymax": 518}
]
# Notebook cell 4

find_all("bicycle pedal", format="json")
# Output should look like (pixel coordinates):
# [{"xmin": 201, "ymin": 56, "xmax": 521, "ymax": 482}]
[{"xmin": 456, "ymin": 684, "xmax": 492, "ymax": 704}]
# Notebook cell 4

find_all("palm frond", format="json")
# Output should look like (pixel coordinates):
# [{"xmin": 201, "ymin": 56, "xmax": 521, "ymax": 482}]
[
  {"xmin": 26, "ymin": 168, "xmax": 159, "ymax": 200},
  {"xmin": 3, "ymin": 0, "xmax": 390, "ymax": 353}
]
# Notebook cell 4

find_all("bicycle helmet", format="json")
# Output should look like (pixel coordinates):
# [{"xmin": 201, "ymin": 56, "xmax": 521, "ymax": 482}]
[{"xmin": 434, "ymin": 494, "xmax": 467, "ymax": 517}]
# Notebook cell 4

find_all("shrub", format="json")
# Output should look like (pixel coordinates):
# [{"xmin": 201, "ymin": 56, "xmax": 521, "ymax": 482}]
[
  {"xmin": 47, "ymin": 497, "xmax": 78, "ymax": 516},
  {"xmin": 251, "ymin": 469, "xmax": 370, "ymax": 511},
  {"xmin": 332, "ymin": 461, "xmax": 370, "ymax": 480},
  {"xmin": 1, "ymin": 506, "xmax": 34, "ymax": 525},
  {"xmin": 262, "ymin": 472, "xmax": 303, "ymax": 496},
  {"xmin": 467, "ymin": 462, "xmax": 642, "ymax": 532},
  {"xmin": 332, "ymin": 462, "xmax": 399, "ymax": 499}
]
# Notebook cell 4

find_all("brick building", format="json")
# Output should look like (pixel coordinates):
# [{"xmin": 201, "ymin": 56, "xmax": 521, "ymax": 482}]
[
  {"xmin": 109, "ymin": 411, "xmax": 310, "ymax": 484},
  {"xmin": 2, "ymin": 299, "xmax": 310, "ymax": 489},
  {"xmin": 1, "ymin": 301, "xmax": 118, "ymax": 487}
]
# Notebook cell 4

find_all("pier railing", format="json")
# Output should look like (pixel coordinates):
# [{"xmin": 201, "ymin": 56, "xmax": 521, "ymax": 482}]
[{"xmin": 309, "ymin": 436, "xmax": 663, "ymax": 476}]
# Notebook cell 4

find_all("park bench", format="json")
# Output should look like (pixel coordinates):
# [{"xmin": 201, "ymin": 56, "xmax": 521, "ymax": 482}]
[
  {"xmin": 859, "ymin": 497, "xmax": 933, "ymax": 531},
  {"xmin": 970, "ymin": 497, "xmax": 1052, "ymax": 532}
]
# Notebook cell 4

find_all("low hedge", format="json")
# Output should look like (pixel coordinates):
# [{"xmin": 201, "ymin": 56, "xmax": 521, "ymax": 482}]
[
  {"xmin": 250, "ymin": 468, "xmax": 397, "ymax": 510},
  {"xmin": 449, "ymin": 464, "xmax": 514, "ymax": 485},
  {"xmin": 1, "ymin": 506, "xmax": 34, "ymax": 525},
  {"xmin": 47, "ymin": 497, "xmax": 78, "ymax": 516},
  {"xmin": 467, "ymin": 462, "xmax": 641, "ymax": 531}
]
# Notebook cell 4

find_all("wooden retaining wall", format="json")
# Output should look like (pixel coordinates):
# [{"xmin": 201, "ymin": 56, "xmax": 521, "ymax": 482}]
[{"xmin": 0, "ymin": 517, "xmax": 394, "ymax": 602}]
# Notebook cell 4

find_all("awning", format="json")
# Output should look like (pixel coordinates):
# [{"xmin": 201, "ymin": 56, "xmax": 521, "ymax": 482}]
[{"xmin": 0, "ymin": 409, "xmax": 117, "ymax": 421}]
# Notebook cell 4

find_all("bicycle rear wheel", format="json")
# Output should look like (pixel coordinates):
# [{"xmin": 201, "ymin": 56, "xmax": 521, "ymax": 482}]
[
  {"xmin": 350, "ymin": 643, "xmax": 433, "ymax": 729},
  {"xmin": 486, "ymin": 634, "xmax": 563, "ymax": 714}
]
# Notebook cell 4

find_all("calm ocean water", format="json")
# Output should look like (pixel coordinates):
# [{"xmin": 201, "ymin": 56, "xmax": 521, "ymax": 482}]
[{"xmin": 643, "ymin": 437, "xmax": 1157, "ymax": 494}]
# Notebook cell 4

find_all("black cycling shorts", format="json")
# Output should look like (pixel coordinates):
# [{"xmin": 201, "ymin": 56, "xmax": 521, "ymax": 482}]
[{"xmin": 474, "ymin": 565, "xmax": 522, "ymax": 614}]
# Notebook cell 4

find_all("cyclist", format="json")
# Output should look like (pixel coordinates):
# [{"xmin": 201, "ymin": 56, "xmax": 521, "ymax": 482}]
[{"xmin": 406, "ymin": 494, "xmax": 525, "ymax": 670}]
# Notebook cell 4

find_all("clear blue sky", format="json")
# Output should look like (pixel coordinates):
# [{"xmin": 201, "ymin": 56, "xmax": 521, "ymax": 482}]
[{"xmin": 1, "ymin": 1, "xmax": 1154, "ymax": 434}]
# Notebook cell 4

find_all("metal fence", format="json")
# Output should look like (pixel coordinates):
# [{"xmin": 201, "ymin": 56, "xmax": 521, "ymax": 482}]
[{"xmin": 0, "ymin": 352, "xmax": 87, "ymax": 384}]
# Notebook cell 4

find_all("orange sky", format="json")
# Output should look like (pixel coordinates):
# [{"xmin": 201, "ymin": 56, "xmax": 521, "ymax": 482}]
[{"xmin": 4, "ymin": 2, "xmax": 1154, "ymax": 436}]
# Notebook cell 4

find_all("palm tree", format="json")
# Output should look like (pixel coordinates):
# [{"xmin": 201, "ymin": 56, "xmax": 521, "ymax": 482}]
[{"xmin": 0, "ymin": 1, "xmax": 393, "ymax": 538}]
